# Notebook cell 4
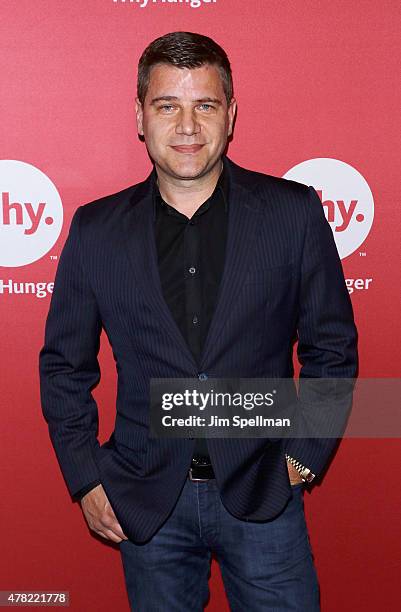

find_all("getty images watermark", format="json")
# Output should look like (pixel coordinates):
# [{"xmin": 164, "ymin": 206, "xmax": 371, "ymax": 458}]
[{"xmin": 150, "ymin": 378, "xmax": 401, "ymax": 439}]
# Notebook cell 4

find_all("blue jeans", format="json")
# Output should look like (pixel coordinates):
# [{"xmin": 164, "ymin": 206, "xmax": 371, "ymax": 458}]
[{"xmin": 119, "ymin": 478, "xmax": 320, "ymax": 611}]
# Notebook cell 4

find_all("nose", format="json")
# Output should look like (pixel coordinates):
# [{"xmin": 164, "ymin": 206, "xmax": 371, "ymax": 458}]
[{"xmin": 175, "ymin": 107, "xmax": 201, "ymax": 136}]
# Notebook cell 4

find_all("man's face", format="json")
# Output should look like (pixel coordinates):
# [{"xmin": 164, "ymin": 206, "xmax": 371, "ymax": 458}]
[{"xmin": 135, "ymin": 62, "xmax": 236, "ymax": 181}]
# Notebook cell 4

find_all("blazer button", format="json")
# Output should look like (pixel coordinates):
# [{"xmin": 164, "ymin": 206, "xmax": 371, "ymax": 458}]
[{"xmin": 198, "ymin": 372, "xmax": 208, "ymax": 381}]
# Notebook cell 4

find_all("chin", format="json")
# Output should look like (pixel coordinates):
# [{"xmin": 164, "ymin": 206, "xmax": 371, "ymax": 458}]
[{"xmin": 167, "ymin": 161, "xmax": 209, "ymax": 180}]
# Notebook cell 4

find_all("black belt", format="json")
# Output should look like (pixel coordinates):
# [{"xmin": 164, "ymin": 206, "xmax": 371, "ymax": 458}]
[{"xmin": 188, "ymin": 456, "xmax": 215, "ymax": 481}]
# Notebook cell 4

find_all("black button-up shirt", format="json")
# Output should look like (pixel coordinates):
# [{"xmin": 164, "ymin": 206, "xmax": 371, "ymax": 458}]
[
  {"xmin": 75, "ymin": 163, "xmax": 229, "ymax": 500},
  {"xmin": 154, "ymin": 163, "xmax": 229, "ymax": 460}
]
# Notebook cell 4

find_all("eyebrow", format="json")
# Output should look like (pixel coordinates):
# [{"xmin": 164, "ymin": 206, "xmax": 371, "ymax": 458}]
[{"xmin": 150, "ymin": 96, "xmax": 223, "ymax": 106}]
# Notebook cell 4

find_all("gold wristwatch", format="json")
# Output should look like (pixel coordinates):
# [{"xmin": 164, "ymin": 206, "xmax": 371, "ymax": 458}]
[{"xmin": 285, "ymin": 453, "xmax": 316, "ymax": 484}]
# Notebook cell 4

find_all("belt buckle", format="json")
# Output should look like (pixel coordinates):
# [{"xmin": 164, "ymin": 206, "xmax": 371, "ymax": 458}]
[{"xmin": 188, "ymin": 468, "xmax": 210, "ymax": 482}]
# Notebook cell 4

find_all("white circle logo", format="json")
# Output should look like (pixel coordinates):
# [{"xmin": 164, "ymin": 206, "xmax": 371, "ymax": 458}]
[
  {"xmin": 0, "ymin": 160, "xmax": 63, "ymax": 267},
  {"xmin": 283, "ymin": 158, "xmax": 374, "ymax": 259}
]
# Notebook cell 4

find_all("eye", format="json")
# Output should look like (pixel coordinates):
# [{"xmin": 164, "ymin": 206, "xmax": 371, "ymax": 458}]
[
  {"xmin": 198, "ymin": 104, "xmax": 214, "ymax": 111},
  {"xmin": 159, "ymin": 105, "xmax": 175, "ymax": 113}
]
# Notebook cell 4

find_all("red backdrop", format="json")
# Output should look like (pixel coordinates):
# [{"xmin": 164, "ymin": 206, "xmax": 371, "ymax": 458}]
[{"xmin": 1, "ymin": 1, "xmax": 400, "ymax": 610}]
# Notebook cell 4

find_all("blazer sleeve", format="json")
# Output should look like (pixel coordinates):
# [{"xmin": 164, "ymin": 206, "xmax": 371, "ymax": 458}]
[
  {"xmin": 39, "ymin": 206, "xmax": 103, "ymax": 499},
  {"xmin": 74, "ymin": 479, "xmax": 102, "ymax": 502},
  {"xmin": 283, "ymin": 186, "xmax": 359, "ymax": 478}
]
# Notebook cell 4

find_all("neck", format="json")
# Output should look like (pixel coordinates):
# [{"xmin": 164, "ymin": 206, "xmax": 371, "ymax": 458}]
[{"xmin": 156, "ymin": 160, "xmax": 223, "ymax": 214}]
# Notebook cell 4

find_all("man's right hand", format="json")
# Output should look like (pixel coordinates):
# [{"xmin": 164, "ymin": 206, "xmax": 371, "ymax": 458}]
[{"xmin": 80, "ymin": 483, "xmax": 129, "ymax": 543}]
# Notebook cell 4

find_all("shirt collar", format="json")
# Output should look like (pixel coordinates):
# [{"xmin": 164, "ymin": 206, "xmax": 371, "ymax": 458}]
[{"xmin": 151, "ymin": 158, "xmax": 229, "ymax": 221}]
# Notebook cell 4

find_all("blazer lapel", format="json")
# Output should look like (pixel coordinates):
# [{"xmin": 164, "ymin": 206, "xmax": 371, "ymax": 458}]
[
  {"xmin": 121, "ymin": 156, "xmax": 265, "ymax": 371},
  {"xmin": 121, "ymin": 169, "xmax": 198, "ymax": 369},
  {"xmin": 199, "ymin": 156, "xmax": 265, "ymax": 368}
]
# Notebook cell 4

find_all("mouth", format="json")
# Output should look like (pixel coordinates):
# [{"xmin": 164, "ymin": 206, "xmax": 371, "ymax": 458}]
[{"xmin": 170, "ymin": 144, "xmax": 205, "ymax": 154}]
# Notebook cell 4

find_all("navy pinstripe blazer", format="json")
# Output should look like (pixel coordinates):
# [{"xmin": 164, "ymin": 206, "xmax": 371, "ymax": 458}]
[{"xmin": 39, "ymin": 155, "xmax": 358, "ymax": 543}]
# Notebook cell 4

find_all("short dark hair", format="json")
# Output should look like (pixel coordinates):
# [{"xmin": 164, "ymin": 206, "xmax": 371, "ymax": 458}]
[{"xmin": 137, "ymin": 31, "xmax": 233, "ymax": 106}]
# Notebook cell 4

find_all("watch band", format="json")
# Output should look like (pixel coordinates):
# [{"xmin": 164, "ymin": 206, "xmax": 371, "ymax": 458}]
[{"xmin": 285, "ymin": 453, "xmax": 316, "ymax": 483}]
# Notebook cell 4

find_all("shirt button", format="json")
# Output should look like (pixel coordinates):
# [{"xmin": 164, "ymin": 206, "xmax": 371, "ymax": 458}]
[
  {"xmin": 192, "ymin": 316, "xmax": 198, "ymax": 325},
  {"xmin": 189, "ymin": 267, "xmax": 196, "ymax": 274},
  {"xmin": 198, "ymin": 372, "xmax": 208, "ymax": 381}
]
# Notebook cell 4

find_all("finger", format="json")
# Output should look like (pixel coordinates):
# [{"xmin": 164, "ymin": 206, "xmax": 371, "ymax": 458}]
[
  {"xmin": 102, "ymin": 517, "xmax": 128, "ymax": 541},
  {"xmin": 112, "ymin": 523, "xmax": 129, "ymax": 540},
  {"xmin": 100, "ymin": 528, "xmax": 125, "ymax": 543},
  {"xmin": 99, "ymin": 512, "xmax": 128, "ymax": 539},
  {"xmin": 96, "ymin": 530, "xmax": 113, "ymax": 541}
]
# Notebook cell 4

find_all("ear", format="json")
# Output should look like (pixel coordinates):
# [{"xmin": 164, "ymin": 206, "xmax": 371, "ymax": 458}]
[
  {"xmin": 227, "ymin": 97, "xmax": 237, "ymax": 137},
  {"xmin": 135, "ymin": 97, "xmax": 144, "ymax": 136}
]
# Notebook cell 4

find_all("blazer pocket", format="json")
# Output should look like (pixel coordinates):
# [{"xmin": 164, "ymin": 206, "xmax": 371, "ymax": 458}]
[{"xmin": 114, "ymin": 427, "xmax": 148, "ymax": 454}]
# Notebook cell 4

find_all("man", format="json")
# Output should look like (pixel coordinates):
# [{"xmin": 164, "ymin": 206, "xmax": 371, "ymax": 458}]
[{"xmin": 39, "ymin": 31, "xmax": 358, "ymax": 611}]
